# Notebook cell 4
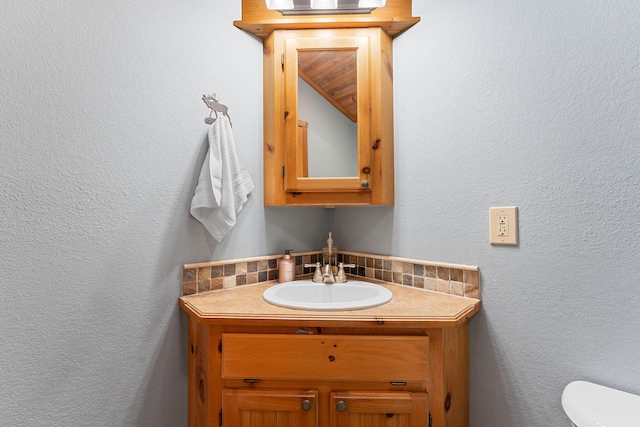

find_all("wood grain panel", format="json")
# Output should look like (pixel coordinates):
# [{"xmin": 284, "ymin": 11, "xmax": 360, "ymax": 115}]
[
  {"xmin": 298, "ymin": 50, "xmax": 357, "ymax": 122},
  {"xmin": 223, "ymin": 389, "xmax": 318, "ymax": 427},
  {"xmin": 187, "ymin": 318, "xmax": 220, "ymax": 427},
  {"xmin": 330, "ymin": 391, "xmax": 428, "ymax": 427},
  {"xmin": 222, "ymin": 334, "xmax": 428, "ymax": 382},
  {"xmin": 234, "ymin": 0, "xmax": 420, "ymax": 39}
]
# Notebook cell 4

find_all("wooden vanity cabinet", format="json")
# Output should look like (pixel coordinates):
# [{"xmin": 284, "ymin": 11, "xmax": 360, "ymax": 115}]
[{"xmin": 186, "ymin": 321, "xmax": 470, "ymax": 427}]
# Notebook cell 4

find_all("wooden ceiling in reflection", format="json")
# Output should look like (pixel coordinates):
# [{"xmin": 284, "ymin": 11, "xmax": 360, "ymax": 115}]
[{"xmin": 298, "ymin": 49, "xmax": 357, "ymax": 122}]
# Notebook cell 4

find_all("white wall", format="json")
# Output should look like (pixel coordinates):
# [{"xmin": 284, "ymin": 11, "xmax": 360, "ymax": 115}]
[
  {"xmin": 0, "ymin": 2, "xmax": 328, "ymax": 426},
  {"xmin": 333, "ymin": 1, "xmax": 640, "ymax": 425},
  {"xmin": 2, "ymin": 1, "xmax": 639, "ymax": 426}
]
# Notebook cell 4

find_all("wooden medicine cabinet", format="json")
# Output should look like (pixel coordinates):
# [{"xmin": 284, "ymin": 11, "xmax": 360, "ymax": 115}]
[{"xmin": 234, "ymin": 0, "xmax": 419, "ymax": 206}]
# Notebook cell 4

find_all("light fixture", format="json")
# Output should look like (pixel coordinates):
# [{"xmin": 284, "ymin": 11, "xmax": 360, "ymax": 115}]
[
  {"xmin": 310, "ymin": 0, "xmax": 338, "ymax": 9},
  {"xmin": 266, "ymin": 0, "xmax": 385, "ymax": 15},
  {"xmin": 358, "ymin": 0, "xmax": 386, "ymax": 7},
  {"xmin": 265, "ymin": 0, "xmax": 294, "ymax": 10}
]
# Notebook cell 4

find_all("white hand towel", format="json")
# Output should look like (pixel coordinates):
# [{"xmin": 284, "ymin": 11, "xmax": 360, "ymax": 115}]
[{"xmin": 190, "ymin": 116, "xmax": 254, "ymax": 242}]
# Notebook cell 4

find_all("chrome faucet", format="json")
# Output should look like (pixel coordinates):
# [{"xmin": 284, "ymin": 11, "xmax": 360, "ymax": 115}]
[
  {"xmin": 321, "ymin": 263, "xmax": 336, "ymax": 284},
  {"xmin": 304, "ymin": 262, "xmax": 335, "ymax": 284},
  {"xmin": 305, "ymin": 262, "xmax": 356, "ymax": 284}
]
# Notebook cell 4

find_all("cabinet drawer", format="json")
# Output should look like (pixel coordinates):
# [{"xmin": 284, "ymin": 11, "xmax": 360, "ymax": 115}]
[{"xmin": 222, "ymin": 334, "xmax": 429, "ymax": 382}]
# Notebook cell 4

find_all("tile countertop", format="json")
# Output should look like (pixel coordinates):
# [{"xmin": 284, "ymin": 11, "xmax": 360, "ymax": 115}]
[{"xmin": 179, "ymin": 279, "xmax": 481, "ymax": 329}]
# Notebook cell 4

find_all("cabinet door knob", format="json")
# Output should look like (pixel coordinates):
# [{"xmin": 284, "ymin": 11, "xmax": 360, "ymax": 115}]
[
  {"xmin": 336, "ymin": 400, "xmax": 347, "ymax": 412},
  {"xmin": 301, "ymin": 400, "xmax": 312, "ymax": 411}
]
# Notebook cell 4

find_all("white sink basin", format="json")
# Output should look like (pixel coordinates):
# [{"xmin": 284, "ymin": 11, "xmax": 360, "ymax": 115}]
[{"xmin": 263, "ymin": 280, "xmax": 393, "ymax": 311}]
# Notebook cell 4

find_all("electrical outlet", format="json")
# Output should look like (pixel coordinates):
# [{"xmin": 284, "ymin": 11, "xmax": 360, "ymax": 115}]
[{"xmin": 490, "ymin": 207, "xmax": 518, "ymax": 245}]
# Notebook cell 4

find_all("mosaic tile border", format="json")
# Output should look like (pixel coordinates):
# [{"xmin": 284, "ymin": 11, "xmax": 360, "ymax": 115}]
[
  {"xmin": 182, "ymin": 251, "xmax": 480, "ymax": 299},
  {"xmin": 181, "ymin": 252, "xmax": 321, "ymax": 296}
]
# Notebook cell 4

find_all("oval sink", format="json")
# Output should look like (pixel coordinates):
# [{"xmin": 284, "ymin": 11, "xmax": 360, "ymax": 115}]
[{"xmin": 262, "ymin": 280, "xmax": 393, "ymax": 311}]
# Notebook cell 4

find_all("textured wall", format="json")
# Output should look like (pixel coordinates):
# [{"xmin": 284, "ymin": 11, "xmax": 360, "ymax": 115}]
[
  {"xmin": 0, "ymin": 2, "xmax": 327, "ymax": 426},
  {"xmin": 333, "ymin": 1, "xmax": 640, "ymax": 425},
  {"xmin": 2, "ymin": 1, "xmax": 639, "ymax": 426}
]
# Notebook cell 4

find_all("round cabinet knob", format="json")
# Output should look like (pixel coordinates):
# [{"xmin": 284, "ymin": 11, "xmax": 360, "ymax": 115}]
[
  {"xmin": 301, "ymin": 400, "xmax": 312, "ymax": 411},
  {"xmin": 336, "ymin": 401, "xmax": 347, "ymax": 412},
  {"xmin": 361, "ymin": 180, "xmax": 370, "ymax": 189}
]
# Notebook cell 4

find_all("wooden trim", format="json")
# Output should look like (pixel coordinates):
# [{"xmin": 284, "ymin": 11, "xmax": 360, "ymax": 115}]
[
  {"xmin": 427, "ymin": 325, "xmax": 470, "ymax": 427},
  {"xmin": 187, "ymin": 320, "xmax": 223, "ymax": 427},
  {"xmin": 371, "ymin": 28, "xmax": 394, "ymax": 205},
  {"xmin": 284, "ymin": 190, "xmax": 374, "ymax": 206},
  {"xmin": 263, "ymin": 31, "xmax": 285, "ymax": 205},
  {"xmin": 234, "ymin": 0, "xmax": 420, "ymax": 39},
  {"xmin": 298, "ymin": 120, "xmax": 308, "ymax": 177}
]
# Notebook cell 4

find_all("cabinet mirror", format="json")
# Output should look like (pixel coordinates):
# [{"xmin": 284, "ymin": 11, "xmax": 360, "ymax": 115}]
[
  {"xmin": 283, "ymin": 33, "xmax": 371, "ymax": 193},
  {"xmin": 297, "ymin": 48, "xmax": 358, "ymax": 178}
]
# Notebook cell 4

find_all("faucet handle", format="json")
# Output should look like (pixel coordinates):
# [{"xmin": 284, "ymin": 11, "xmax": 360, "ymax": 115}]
[
  {"xmin": 336, "ymin": 262, "xmax": 355, "ymax": 283},
  {"xmin": 305, "ymin": 262, "xmax": 323, "ymax": 282}
]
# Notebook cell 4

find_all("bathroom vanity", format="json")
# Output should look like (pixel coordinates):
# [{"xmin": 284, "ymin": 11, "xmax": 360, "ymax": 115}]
[{"xmin": 180, "ymin": 280, "xmax": 480, "ymax": 427}]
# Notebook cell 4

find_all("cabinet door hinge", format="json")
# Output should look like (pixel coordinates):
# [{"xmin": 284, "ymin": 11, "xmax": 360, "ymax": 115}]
[
  {"xmin": 281, "ymin": 53, "xmax": 285, "ymax": 70},
  {"xmin": 282, "ymin": 164, "xmax": 285, "ymax": 178},
  {"xmin": 219, "ymin": 409, "xmax": 222, "ymax": 427},
  {"xmin": 428, "ymin": 412, "xmax": 432, "ymax": 427}
]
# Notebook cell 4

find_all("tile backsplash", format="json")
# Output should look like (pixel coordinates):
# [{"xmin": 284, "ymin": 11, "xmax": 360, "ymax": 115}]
[{"xmin": 182, "ymin": 251, "xmax": 480, "ymax": 300}]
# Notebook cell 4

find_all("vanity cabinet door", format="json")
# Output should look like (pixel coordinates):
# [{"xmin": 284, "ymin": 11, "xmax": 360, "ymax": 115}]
[
  {"xmin": 330, "ymin": 391, "xmax": 428, "ymax": 427},
  {"xmin": 222, "ymin": 389, "xmax": 318, "ymax": 427}
]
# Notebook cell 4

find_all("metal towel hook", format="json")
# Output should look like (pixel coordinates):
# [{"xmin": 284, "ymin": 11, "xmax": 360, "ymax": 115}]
[{"xmin": 202, "ymin": 93, "xmax": 232, "ymax": 126}]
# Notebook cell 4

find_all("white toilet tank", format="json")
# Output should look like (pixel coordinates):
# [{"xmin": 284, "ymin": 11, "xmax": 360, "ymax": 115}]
[{"xmin": 562, "ymin": 380, "xmax": 640, "ymax": 427}]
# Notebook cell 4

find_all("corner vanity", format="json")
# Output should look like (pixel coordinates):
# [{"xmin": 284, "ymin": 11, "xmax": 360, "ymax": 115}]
[
  {"xmin": 183, "ymin": 2, "xmax": 478, "ymax": 425},
  {"xmin": 180, "ymin": 279, "xmax": 480, "ymax": 427}
]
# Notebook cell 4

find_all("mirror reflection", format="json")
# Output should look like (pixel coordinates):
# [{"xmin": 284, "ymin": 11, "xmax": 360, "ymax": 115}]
[{"xmin": 297, "ymin": 49, "xmax": 358, "ymax": 178}]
